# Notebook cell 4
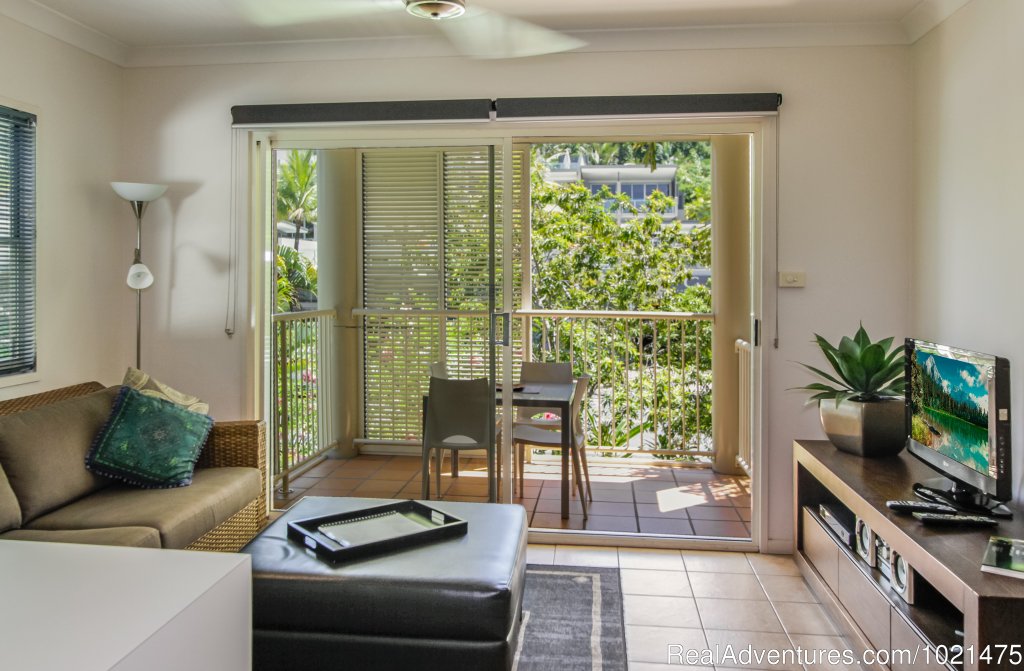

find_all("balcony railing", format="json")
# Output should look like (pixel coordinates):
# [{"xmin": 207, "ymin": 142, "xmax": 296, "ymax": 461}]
[
  {"xmin": 351, "ymin": 308, "xmax": 714, "ymax": 463},
  {"xmin": 272, "ymin": 309, "xmax": 336, "ymax": 493},
  {"xmin": 520, "ymin": 309, "xmax": 714, "ymax": 460},
  {"xmin": 735, "ymin": 338, "xmax": 753, "ymax": 476}
]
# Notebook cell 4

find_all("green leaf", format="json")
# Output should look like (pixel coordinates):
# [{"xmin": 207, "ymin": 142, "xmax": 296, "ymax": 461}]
[
  {"xmin": 797, "ymin": 363, "xmax": 847, "ymax": 388},
  {"xmin": 793, "ymin": 382, "xmax": 844, "ymax": 394},
  {"xmin": 834, "ymin": 350, "xmax": 867, "ymax": 391},
  {"xmin": 838, "ymin": 336, "xmax": 861, "ymax": 360},
  {"xmin": 853, "ymin": 323, "xmax": 871, "ymax": 350}
]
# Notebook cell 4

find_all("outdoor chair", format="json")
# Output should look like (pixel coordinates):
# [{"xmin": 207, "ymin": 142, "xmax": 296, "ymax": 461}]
[
  {"xmin": 422, "ymin": 376, "xmax": 494, "ymax": 500},
  {"xmin": 512, "ymin": 375, "xmax": 593, "ymax": 515}
]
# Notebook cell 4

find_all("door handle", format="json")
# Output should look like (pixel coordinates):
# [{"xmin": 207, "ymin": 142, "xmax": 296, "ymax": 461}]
[{"xmin": 490, "ymin": 312, "xmax": 511, "ymax": 346}]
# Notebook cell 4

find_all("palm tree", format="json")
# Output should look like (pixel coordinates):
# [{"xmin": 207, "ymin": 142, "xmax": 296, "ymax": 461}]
[{"xmin": 276, "ymin": 150, "xmax": 318, "ymax": 250}]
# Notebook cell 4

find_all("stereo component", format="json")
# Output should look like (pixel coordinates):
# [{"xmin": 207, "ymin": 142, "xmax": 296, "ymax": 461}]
[
  {"xmin": 889, "ymin": 550, "xmax": 915, "ymax": 604},
  {"xmin": 876, "ymin": 535, "xmax": 893, "ymax": 580},
  {"xmin": 855, "ymin": 517, "xmax": 876, "ymax": 566},
  {"xmin": 819, "ymin": 504, "xmax": 853, "ymax": 547}
]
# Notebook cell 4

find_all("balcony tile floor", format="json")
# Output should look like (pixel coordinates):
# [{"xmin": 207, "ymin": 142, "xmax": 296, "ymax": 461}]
[{"xmin": 275, "ymin": 453, "xmax": 751, "ymax": 539}]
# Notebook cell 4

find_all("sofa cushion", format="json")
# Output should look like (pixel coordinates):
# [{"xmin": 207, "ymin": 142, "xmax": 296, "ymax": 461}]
[
  {"xmin": 0, "ymin": 526, "xmax": 161, "ymax": 548},
  {"xmin": 87, "ymin": 387, "xmax": 213, "ymax": 489},
  {"xmin": 26, "ymin": 466, "xmax": 261, "ymax": 549},
  {"xmin": 0, "ymin": 386, "xmax": 118, "ymax": 522},
  {"xmin": 0, "ymin": 466, "xmax": 22, "ymax": 533},
  {"xmin": 123, "ymin": 367, "xmax": 210, "ymax": 414}
]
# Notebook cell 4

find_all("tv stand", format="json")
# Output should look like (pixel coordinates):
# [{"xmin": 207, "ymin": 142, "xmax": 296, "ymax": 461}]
[
  {"xmin": 914, "ymin": 479, "xmax": 1014, "ymax": 519},
  {"xmin": 794, "ymin": 440, "xmax": 1024, "ymax": 671}
]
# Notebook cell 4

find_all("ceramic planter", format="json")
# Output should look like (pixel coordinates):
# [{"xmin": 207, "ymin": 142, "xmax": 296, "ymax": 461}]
[{"xmin": 819, "ymin": 397, "xmax": 905, "ymax": 458}]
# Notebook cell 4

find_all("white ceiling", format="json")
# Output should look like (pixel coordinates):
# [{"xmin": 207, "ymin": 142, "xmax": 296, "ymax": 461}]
[{"xmin": 0, "ymin": 0, "xmax": 970, "ymax": 66}]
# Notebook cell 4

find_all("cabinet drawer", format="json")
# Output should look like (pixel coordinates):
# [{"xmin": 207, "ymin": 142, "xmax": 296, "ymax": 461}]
[
  {"xmin": 890, "ymin": 610, "xmax": 948, "ymax": 671},
  {"xmin": 802, "ymin": 507, "xmax": 839, "ymax": 592},
  {"xmin": 838, "ymin": 551, "xmax": 891, "ymax": 652}
]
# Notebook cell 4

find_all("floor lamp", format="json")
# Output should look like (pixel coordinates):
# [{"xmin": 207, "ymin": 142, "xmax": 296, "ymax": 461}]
[{"xmin": 111, "ymin": 181, "xmax": 167, "ymax": 370}]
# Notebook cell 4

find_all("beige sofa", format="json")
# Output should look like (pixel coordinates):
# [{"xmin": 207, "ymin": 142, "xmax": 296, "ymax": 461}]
[{"xmin": 0, "ymin": 382, "xmax": 267, "ymax": 551}]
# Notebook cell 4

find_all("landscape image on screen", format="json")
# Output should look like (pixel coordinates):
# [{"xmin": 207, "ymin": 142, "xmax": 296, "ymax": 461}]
[{"xmin": 909, "ymin": 346, "xmax": 992, "ymax": 476}]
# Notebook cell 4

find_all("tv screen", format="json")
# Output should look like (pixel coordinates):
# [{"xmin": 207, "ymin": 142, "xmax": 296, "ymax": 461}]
[
  {"xmin": 908, "ymin": 341, "xmax": 996, "ymax": 478},
  {"xmin": 906, "ymin": 338, "xmax": 1012, "ymax": 508}
]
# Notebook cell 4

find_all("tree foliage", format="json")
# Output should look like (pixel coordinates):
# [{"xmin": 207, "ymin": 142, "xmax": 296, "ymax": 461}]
[
  {"xmin": 529, "ymin": 146, "xmax": 714, "ymax": 458},
  {"xmin": 276, "ymin": 149, "xmax": 318, "ymax": 251},
  {"xmin": 275, "ymin": 245, "xmax": 318, "ymax": 313}
]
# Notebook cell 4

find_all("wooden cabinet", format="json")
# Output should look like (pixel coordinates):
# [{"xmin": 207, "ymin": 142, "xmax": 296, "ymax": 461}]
[
  {"xmin": 890, "ymin": 610, "xmax": 949, "ymax": 671},
  {"xmin": 802, "ymin": 507, "xmax": 839, "ymax": 591},
  {"xmin": 794, "ymin": 440, "xmax": 1024, "ymax": 671},
  {"xmin": 837, "ymin": 551, "xmax": 891, "ymax": 652}
]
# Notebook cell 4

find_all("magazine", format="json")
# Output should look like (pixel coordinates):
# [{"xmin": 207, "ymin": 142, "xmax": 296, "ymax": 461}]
[{"xmin": 980, "ymin": 536, "xmax": 1024, "ymax": 579}]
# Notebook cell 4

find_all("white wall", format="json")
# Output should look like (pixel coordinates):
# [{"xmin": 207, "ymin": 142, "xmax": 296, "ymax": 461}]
[
  {"xmin": 912, "ymin": 0, "xmax": 1024, "ymax": 503},
  {"xmin": 120, "ymin": 45, "xmax": 913, "ymax": 548},
  {"xmin": 0, "ymin": 14, "xmax": 126, "ymax": 402}
]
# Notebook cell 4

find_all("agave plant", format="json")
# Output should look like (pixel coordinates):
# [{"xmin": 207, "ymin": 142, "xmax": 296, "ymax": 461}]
[{"xmin": 796, "ymin": 324, "xmax": 904, "ymax": 406}]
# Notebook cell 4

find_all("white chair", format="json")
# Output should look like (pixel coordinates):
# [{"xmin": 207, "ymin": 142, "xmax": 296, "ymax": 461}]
[
  {"xmin": 422, "ymin": 376, "xmax": 493, "ymax": 500},
  {"xmin": 512, "ymin": 375, "xmax": 593, "ymax": 515}
]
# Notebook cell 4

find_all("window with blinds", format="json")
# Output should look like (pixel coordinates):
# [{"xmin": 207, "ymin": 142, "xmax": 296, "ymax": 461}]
[
  {"xmin": 0, "ymin": 106, "xmax": 36, "ymax": 378},
  {"xmin": 361, "ymin": 147, "xmax": 524, "ymax": 443}
]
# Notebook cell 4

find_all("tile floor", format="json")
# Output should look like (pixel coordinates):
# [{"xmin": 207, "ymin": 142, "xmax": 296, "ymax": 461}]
[
  {"xmin": 275, "ymin": 453, "xmax": 752, "ymax": 538},
  {"xmin": 527, "ymin": 545, "xmax": 864, "ymax": 671}
]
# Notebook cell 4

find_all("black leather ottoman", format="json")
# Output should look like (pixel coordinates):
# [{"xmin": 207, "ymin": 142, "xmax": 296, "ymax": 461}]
[{"xmin": 242, "ymin": 496, "xmax": 528, "ymax": 671}]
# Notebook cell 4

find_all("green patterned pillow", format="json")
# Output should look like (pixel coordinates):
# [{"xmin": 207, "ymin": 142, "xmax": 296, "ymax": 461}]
[{"xmin": 86, "ymin": 387, "xmax": 213, "ymax": 489}]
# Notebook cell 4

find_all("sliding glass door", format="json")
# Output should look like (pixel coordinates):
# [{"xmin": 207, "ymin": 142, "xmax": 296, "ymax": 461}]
[{"xmin": 356, "ymin": 143, "xmax": 519, "ymax": 501}]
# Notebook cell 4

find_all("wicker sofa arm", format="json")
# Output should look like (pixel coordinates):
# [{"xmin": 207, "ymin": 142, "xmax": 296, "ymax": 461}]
[
  {"xmin": 200, "ymin": 420, "xmax": 266, "ymax": 470},
  {"xmin": 200, "ymin": 420, "xmax": 268, "ymax": 514}
]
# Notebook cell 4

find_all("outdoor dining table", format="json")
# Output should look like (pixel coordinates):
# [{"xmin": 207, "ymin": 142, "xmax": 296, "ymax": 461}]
[{"xmin": 423, "ymin": 380, "xmax": 577, "ymax": 519}]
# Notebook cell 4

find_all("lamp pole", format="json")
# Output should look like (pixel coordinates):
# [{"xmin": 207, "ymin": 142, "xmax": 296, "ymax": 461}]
[
  {"xmin": 129, "ymin": 200, "xmax": 148, "ymax": 370},
  {"xmin": 111, "ymin": 181, "xmax": 166, "ymax": 371}
]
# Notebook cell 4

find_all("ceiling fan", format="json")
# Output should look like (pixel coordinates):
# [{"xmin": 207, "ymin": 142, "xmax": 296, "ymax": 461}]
[{"xmin": 234, "ymin": 0, "xmax": 586, "ymax": 59}]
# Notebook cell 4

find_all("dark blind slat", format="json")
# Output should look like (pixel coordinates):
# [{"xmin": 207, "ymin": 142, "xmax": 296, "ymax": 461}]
[
  {"xmin": 495, "ymin": 93, "xmax": 782, "ymax": 119},
  {"xmin": 0, "ymin": 104, "xmax": 36, "ymax": 377}
]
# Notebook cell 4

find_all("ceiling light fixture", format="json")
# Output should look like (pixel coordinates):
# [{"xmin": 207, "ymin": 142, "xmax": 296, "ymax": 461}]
[{"xmin": 405, "ymin": 0, "xmax": 465, "ymax": 21}]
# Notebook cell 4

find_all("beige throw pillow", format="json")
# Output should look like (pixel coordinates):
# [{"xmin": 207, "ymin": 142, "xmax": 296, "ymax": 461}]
[{"xmin": 122, "ymin": 367, "xmax": 210, "ymax": 415}]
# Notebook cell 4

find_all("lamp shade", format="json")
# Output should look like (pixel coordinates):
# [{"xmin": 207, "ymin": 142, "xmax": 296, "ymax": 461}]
[
  {"xmin": 111, "ymin": 182, "xmax": 167, "ymax": 202},
  {"xmin": 126, "ymin": 263, "xmax": 154, "ymax": 290}
]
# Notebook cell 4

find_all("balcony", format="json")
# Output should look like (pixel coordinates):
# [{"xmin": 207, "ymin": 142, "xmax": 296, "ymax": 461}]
[{"xmin": 271, "ymin": 308, "xmax": 751, "ymax": 537}]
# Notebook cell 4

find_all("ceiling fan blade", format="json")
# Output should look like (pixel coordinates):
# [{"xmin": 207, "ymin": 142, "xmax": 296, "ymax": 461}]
[
  {"xmin": 437, "ymin": 10, "xmax": 586, "ymax": 59},
  {"xmin": 233, "ymin": 0, "xmax": 398, "ymax": 27}
]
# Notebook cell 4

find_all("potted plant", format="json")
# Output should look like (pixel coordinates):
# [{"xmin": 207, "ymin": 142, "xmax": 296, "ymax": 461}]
[{"xmin": 795, "ymin": 324, "xmax": 906, "ymax": 457}]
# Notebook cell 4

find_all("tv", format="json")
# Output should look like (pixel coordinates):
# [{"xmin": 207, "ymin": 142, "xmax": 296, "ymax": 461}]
[{"xmin": 905, "ymin": 338, "xmax": 1012, "ymax": 517}]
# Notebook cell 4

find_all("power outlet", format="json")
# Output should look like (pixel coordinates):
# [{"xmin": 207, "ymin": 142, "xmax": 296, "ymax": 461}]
[{"xmin": 779, "ymin": 271, "xmax": 806, "ymax": 288}]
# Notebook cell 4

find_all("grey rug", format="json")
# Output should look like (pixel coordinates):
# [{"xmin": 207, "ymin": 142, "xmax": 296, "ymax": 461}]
[{"xmin": 514, "ymin": 565, "xmax": 627, "ymax": 671}]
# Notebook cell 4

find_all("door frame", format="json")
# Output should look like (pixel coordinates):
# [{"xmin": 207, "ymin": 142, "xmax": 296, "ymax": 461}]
[{"xmin": 239, "ymin": 114, "xmax": 777, "ymax": 550}]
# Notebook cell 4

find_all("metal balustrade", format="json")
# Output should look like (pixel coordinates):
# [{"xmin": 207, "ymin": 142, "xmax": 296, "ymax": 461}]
[
  {"xmin": 272, "ymin": 309, "xmax": 336, "ymax": 494},
  {"xmin": 735, "ymin": 338, "xmax": 753, "ymax": 476},
  {"xmin": 520, "ymin": 309, "xmax": 715, "ymax": 460}
]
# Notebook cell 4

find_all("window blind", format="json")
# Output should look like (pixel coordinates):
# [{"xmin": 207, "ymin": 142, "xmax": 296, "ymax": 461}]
[
  {"xmin": 360, "ymin": 147, "xmax": 525, "ymax": 443},
  {"xmin": 0, "ymin": 106, "xmax": 36, "ymax": 377}
]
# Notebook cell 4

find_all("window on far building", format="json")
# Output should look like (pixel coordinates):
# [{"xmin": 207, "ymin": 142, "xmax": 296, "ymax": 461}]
[{"xmin": 0, "ymin": 105, "xmax": 37, "ymax": 377}]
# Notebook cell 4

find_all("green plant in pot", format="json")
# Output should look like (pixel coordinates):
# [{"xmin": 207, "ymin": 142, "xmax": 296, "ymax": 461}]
[{"xmin": 795, "ymin": 324, "xmax": 906, "ymax": 457}]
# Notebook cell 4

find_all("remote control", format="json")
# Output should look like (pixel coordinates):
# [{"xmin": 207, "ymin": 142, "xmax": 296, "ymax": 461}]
[
  {"xmin": 912, "ymin": 512, "xmax": 999, "ymax": 527},
  {"xmin": 886, "ymin": 500, "xmax": 957, "ymax": 514}
]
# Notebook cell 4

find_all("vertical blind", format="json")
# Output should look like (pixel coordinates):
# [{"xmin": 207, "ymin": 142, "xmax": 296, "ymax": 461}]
[
  {"xmin": 360, "ymin": 147, "xmax": 525, "ymax": 443},
  {"xmin": 0, "ymin": 106, "xmax": 36, "ymax": 377}
]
